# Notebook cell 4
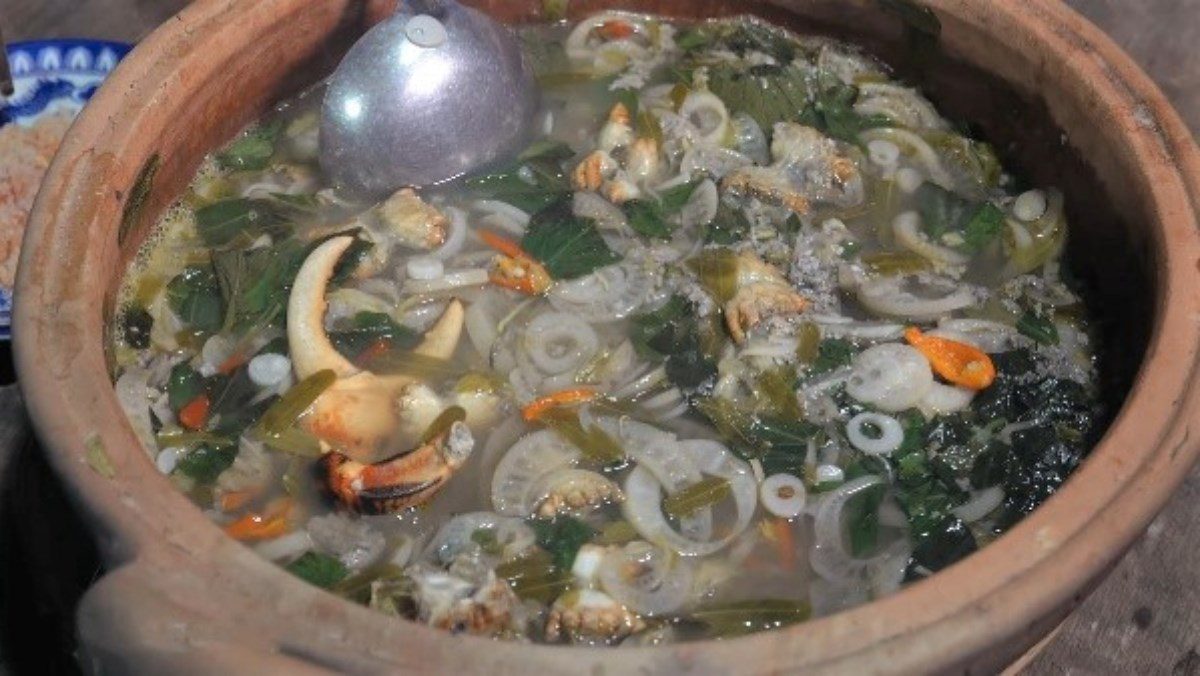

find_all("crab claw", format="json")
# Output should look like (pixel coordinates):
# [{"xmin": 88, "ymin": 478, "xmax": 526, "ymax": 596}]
[
  {"xmin": 319, "ymin": 423, "xmax": 475, "ymax": 514},
  {"xmin": 288, "ymin": 236, "xmax": 465, "ymax": 464}
]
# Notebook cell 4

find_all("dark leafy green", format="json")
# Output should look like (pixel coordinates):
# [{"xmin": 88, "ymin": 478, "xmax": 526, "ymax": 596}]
[
  {"xmin": 798, "ymin": 83, "xmax": 892, "ymax": 144},
  {"xmin": 704, "ymin": 201, "xmax": 752, "ymax": 245},
  {"xmin": 329, "ymin": 311, "xmax": 421, "ymax": 361},
  {"xmin": 808, "ymin": 338, "xmax": 856, "ymax": 376},
  {"xmin": 166, "ymin": 266, "xmax": 224, "ymax": 334},
  {"xmin": 216, "ymin": 121, "xmax": 281, "ymax": 172},
  {"xmin": 528, "ymin": 516, "xmax": 594, "ymax": 570},
  {"xmin": 175, "ymin": 443, "xmax": 237, "ymax": 484},
  {"xmin": 915, "ymin": 182, "xmax": 1003, "ymax": 254},
  {"xmin": 167, "ymin": 362, "xmax": 205, "ymax": 413},
  {"xmin": 696, "ymin": 397, "xmax": 820, "ymax": 475},
  {"xmin": 1016, "ymin": 311, "xmax": 1060, "ymax": 346},
  {"xmin": 623, "ymin": 199, "xmax": 672, "ymax": 239},
  {"xmin": 211, "ymin": 240, "xmax": 306, "ymax": 333},
  {"xmin": 520, "ymin": 200, "xmax": 621, "ymax": 279},
  {"xmin": 629, "ymin": 296, "xmax": 718, "ymax": 390},
  {"xmin": 286, "ymin": 551, "xmax": 349, "ymax": 589},
  {"xmin": 465, "ymin": 141, "xmax": 574, "ymax": 213},
  {"xmin": 194, "ymin": 198, "xmax": 290, "ymax": 248}
]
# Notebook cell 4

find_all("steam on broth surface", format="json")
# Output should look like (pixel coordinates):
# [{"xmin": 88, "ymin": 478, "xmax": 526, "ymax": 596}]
[{"xmin": 111, "ymin": 13, "xmax": 1103, "ymax": 644}]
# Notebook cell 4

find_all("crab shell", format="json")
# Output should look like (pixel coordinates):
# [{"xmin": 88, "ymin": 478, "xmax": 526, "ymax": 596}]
[
  {"xmin": 544, "ymin": 589, "xmax": 646, "ymax": 645},
  {"xmin": 319, "ymin": 423, "xmax": 473, "ymax": 514},
  {"xmin": 720, "ymin": 252, "xmax": 809, "ymax": 344},
  {"xmin": 288, "ymin": 235, "xmax": 465, "ymax": 464}
]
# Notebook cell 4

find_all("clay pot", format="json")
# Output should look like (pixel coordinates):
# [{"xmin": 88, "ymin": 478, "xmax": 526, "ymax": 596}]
[{"xmin": 14, "ymin": 0, "xmax": 1200, "ymax": 672}]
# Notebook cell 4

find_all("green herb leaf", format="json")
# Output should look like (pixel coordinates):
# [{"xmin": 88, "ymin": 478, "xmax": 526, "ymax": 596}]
[
  {"xmin": 168, "ymin": 362, "xmax": 206, "ymax": 413},
  {"xmin": 254, "ymin": 369, "xmax": 337, "ymax": 438},
  {"xmin": 211, "ymin": 239, "xmax": 308, "ymax": 334},
  {"xmin": 684, "ymin": 599, "xmax": 811, "ymax": 638},
  {"xmin": 708, "ymin": 63, "xmax": 811, "ymax": 132},
  {"xmin": 658, "ymin": 180, "xmax": 701, "ymax": 214},
  {"xmin": 528, "ymin": 516, "xmax": 594, "ymax": 571},
  {"xmin": 465, "ymin": 143, "xmax": 573, "ymax": 213},
  {"xmin": 845, "ymin": 482, "xmax": 887, "ymax": 556},
  {"xmin": 328, "ymin": 311, "xmax": 421, "ymax": 362},
  {"xmin": 1016, "ymin": 311, "xmax": 1059, "ymax": 346},
  {"xmin": 809, "ymin": 338, "xmax": 856, "ymax": 375},
  {"xmin": 194, "ymin": 198, "xmax": 289, "ymax": 248},
  {"xmin": 704, "ymin": 201, "xmax": 752, "ymax": 244},
  {"xmin": 623, "ymin": 199, "xmax": 672, "ymax": 239},
  {"xmin": 216, "ymin": 122, "xmax": 282, "ymax": 172},
  {"xmin": 662, "ymin": 476, "xmax": 732, "ymax": 518},
  {"xmin": 540, "ymin": 408, "xmax": 626, "ymax": 464},
  {"xmin": 521, "ymin": 201, "xmax": 621, "ymax": 279},
  {"xmin": 495, "ymin": 549, "xmax": 571, "ymax": 603},
  {"xmin": 166, "ymin": 266, "xmax": 224, "ymax": 334},
  {"xmin": 175, "ymin": 443, "xmax": 237, "ymax": 484},
  {"xmin": 916, "ymin": 182, "xmax": 1003, "ymax": 253},
  {"xmin": 286, "ymin": 551, "xmax": 349, "ymax": 589}
]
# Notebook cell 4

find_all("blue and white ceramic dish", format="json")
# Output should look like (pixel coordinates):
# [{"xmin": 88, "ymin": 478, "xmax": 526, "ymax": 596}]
[{"xmin": 0, "ymin": 39, "xmax": 131, "ymax": 340}]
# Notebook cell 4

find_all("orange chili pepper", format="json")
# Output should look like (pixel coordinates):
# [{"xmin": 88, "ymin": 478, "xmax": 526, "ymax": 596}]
[
  {"xmin": 478, "ymin": 229, "xmax": 529, "ymax": 260},
  {"xmin": 223, "ymin": 498, "xmax": 293, "ymax": 542},
  {"xmin": 355, "ymin": 337, "xmax": 392, "ymax": 367},
  {"xmin": 521, "ymin": 388, "xmax": 598, "ymax": 422},
  {"xmin": 597, "ymin": 20, "xmax": 635, "ymax": 41},
  {"xmin": 178, "ymin": 394, "xmax": 210, "ymax": 431},
  {"xmin": 904, "ymin": 327, "xmax": 996, "ymax": 390},
  {"xmin": 490, "ymin": 254, "xmax": 552, "ymax": 296},
  {"xmin": 218, "ymin": 489, "xmax": 256, "ymax": 513},
  {"xmin": 216, "ymin": 350, "xmax": 248, "ymax": 375}
]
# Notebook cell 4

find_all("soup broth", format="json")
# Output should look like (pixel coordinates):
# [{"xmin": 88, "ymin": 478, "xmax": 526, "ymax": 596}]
[{"xmin": 111, "ymin": 12, "xmax": 1103, "ymax": 645}]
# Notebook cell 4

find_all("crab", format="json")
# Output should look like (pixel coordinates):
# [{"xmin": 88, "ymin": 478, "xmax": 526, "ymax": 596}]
[
  {"xmin": 573, "ymin": 103, "xmax": 663, "ymax": 205},
  {"xmin": 533, "ymin": 468, "xmax": 625, "ymax": 518},
  {"xmin": 721, "ymin": 251, "xmax": 809, "ymax": 344},
  {"xmin": 288, "ymin": 236, "xmax": 467, "ymax": 463},
  {"xmin": 722, "ymin": 122, "xmax": 864, "ymax": 214},
  {"xmin": 319, "ymin": 422, "xmax": 474, "ymax": 514},
  {"xmin": 407, "ymin": 565, "xmax": 527, "ymax": 638},
  {"xmin": 544, "ymin": 589, "xmax": 646, "ymax": 645},
  {"xmin": 370, "ymin": 187, "xmax": 448, "ymax": 251}
]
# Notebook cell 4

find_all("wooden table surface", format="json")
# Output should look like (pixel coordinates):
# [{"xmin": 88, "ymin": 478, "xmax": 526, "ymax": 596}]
[{"xmin": 0, "ymin": 1, "xmax": 1197, "ymax": 673}]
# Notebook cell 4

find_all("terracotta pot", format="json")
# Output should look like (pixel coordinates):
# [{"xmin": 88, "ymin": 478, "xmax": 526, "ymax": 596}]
[{"xmin": 14, "ymin": 0, "xmax": 1200, "ymax": 672}]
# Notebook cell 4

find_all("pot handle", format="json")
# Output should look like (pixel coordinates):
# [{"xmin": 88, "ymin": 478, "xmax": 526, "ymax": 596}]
[{"xmin": 75, "ymin": 564, "xmax": 328, "ymax": 674}]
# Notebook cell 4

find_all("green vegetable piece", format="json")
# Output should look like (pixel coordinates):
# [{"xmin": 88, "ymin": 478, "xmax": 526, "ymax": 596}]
[
  {"xmin": 916, "ymin": 182, "xmax": 1003, "ymax": 253},
  {"xmin": 329, "ymin": 311, "xmax": 421, "ymax": 362},
  {"xmin": 540, "ymin": 408, "xmax": 626, "ymax": 464},
  {"xmin": 529, "ymin": 516, "xmax": 594, "ymax": 570},
  {"xmin": 495, "ymin": 549, "xmax": 571, "ymax": 603},
  {"xmin": 675, "ymin": 26, "xmax": 713, "ymax": 52},
  {"xmin": 687, "ymin": 248, "xmax": 740, "ymax": 303},
  {"xmin": 862, "ymin": 250, "xmax": 931, "ymax": 275},
  {"xmin": 708, "ymin": 63, "xmax": 810, "ymax": 132},
  {"xmin": 662, "ymin": 476, "xmax": 732, "ymax": 518},
  {"xmin": 795, "ymin": 322, "xmax": 821, "ymax": 363},
  {"xmin": 261, "ymin": 427, "xmax": 323, "ymax": 458},
  {"xmin": 593, "ymin": 520, "xmax": 639, "ymax": 545},
  {"xmin": 1016, "ymin": 311, "xmax": 1059, "ymax": 346},
  {"xmin": 286, "ymin": 551, "xmax": 349, "ymax": 589},
  {"xmin": 809, "ymin": 338, "xmax": 855, "ymax": 375},
  {"xmin": 166, "ymin": 266, "xmax": 224, "ymax": 334},
  {"xmin": 420, "ymin": 405, "xmax": 467, "ymax": 444},
  {"xmin": 212, "ymin": 238, "xmax": 309, "ymax": 334},
  {"xmin": 465, "ymin": 143, "xmax": 573, "ymax": 214},
  {"xmin": 704, "ymin": 201, "xmax": 752, "ymax": 244},
  {"xmin": 520, "ymin": 200, "xmax": 621, "ymax": 279},
  {"xmin": 623, "ymin": 199, "xmax": 672, "ymax": 239},
  {"xmin": 175, "ymin": 443, "xmax": 237, "ymax": 484},
  {"xmin": 194, "ymin": 198, "xmax": 288, "ymax": 248},
  {"xmin": 216, "ymin": 122, "xmax": 281, "ymax": 172},
  {"xmin": 960, "ymin": 202, "xmax": 1005, "ymax": 254},
  {"xmin": 684, "ymin": 599, "xmax": 811, "ymax": 638},
  {"xmin": 658, "ymin": 180, "xmax": 701, "ymax": 214},
  {"xmin": 845, "ymin": 482, "xmax": 887, "ymax": 556},
  {"xmin": 254, "ymin": 369, "xmax": 337, "ymax": 437},
  {"xmin": 168, "ymin": 362, "xmax": 206, "ymax": 413},
  {"xmin": 155, "ymin": 430, "xmax": 233, "ymax": 450}
]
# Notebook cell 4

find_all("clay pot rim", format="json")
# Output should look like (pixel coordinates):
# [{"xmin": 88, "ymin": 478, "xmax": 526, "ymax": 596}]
[{"xmin": 13, "ymin": 0, "xmax": 1200, "ymax": 671}]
